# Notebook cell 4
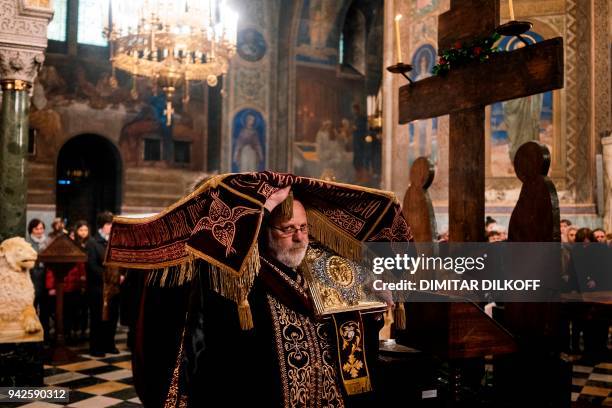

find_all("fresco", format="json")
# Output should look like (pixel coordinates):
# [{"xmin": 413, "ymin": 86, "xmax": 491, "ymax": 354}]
[
  {"xmin": 292, "ymin": 0, "xmax": 383, "ymax": 187},
  {"xmin": 293, "ymin": 65, "xmax": 380, "ymax": 186},
  {"xmin": 231, "ymin": 109, "xmax": 266, "ymax": 172},
  {"xmin": 237, "ymin": 28, "xmax": 267, "ymax": 62},
  {"xmin": 413, "ymin": 0, "xmax": 438, "ymax": 18},
  {"xmin": 296, "ymin": 0, "xmax": 345, "ymax": 65},
  {"xmin": 28, "ymin": 61, "xmax": 209, "ymax": 171},
  {"xmin": 408, "ymin": 44, "xmax": 439, "ymax": 169},
  {"xmin": 490, "ymin": 31, "xmax": 553, "ymax": 177}
]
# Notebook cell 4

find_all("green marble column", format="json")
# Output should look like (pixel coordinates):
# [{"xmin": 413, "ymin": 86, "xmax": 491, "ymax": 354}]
[{"xmin": 0, "ymin": 80, "xmax": 30, "ymax": 241}]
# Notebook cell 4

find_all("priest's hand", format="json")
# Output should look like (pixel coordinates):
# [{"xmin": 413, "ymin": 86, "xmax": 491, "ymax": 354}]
[
  {"xmin": 379, "ymin": 289, "xmax": 394, "ymax": 308},
  {"xmin": 264, "ymin": 186, "xmax": 291, "ymax": 212}
]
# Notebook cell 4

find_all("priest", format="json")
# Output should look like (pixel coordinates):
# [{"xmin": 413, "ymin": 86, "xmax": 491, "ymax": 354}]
[{"xmin": 105, "ymin": 172, "xmax": 412, "ymax": 408}]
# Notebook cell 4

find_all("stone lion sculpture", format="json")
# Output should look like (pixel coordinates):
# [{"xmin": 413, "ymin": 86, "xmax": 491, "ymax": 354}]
[{"xmin": 0, "ymin": 237, "xmax": 43, "ymax": 336}]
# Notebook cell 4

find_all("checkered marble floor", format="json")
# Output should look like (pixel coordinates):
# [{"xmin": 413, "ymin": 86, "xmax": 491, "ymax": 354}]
[
  {"xmin": 2, "ymin": 326, "xmax": 610, "ymax": 407},
  {"xmin": 1, "ymin": 328, "xmax": 141, "ymax": 408},
  {"xmin": 571, "ymin": 362, "xmax": 612, "ymax": 407}
]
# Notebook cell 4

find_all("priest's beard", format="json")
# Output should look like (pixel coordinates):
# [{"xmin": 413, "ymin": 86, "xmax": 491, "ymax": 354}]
[{"xmin": 266, "ymin": 231, "xmax": 308, "ymax": 268}]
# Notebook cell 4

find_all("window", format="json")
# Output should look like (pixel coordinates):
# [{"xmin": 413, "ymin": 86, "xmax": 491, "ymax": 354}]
[
  {"xmin": 77, "ymin": 0, "xmax": 109, "ymax": 46},
  {"xmin": 47, "ymin": 0, "xmax": 68, "ymax": 42},
  {"xmin": 28, "ymin": 128, "xmax": 37, "ymax": 156},
  {"xmin": 338, "ymin": 32, "xmax": 345, "ymax": 65},
  {"xmin": 144, "ymin": 139, "xmax": 161, "ymax": 161},
  {"xmin": 174, "ymin": 141, "xmax": 191, "ymax": 164},
  {"xmin": 339, "ymin": 7, "xmax": 366, "ymax": 74}
]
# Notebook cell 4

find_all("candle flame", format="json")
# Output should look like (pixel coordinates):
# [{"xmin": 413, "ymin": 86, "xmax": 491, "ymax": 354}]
[{"xmin": 395, "ymin": 14, "xmax": 402, "ymax": 21}]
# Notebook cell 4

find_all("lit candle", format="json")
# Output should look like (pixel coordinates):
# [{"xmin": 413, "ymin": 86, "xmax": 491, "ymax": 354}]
[
  {"xmin": 508, "ymin": 0, "xmax": 515, "ymax": 21},
  {"xmin": 394, "ymin": 14, "xmax": 403, "ymax": 63}
]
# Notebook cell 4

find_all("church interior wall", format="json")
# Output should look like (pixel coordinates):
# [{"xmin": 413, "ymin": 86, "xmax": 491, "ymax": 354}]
[
  {"xmin": 386, "ymin": 0, "xmax": 609, "ymax": 233},
  {"xmin": 25, "ymin": 13, "xmax": 218, "ymax": 226},
  {"xmin": 222, "ymin": 0, "xmax": 276, "ymax": 173},
  {"xmin": 20, "ymin": 0, "xmax": 611, "ymax": 233},
  {"xmin": 285, "ymin": 0, "xmax": 384, "ymax": 186}
]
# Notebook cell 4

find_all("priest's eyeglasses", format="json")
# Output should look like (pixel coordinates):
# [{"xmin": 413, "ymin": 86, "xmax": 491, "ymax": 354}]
[{"xmin": 271, "ymin": 224, "xmax": 309, "ymax": 236}]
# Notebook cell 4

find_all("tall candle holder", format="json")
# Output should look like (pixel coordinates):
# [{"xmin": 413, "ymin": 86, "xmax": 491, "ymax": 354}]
[
  {"xmin": 496, "ymin": 20, "xmax": 533, "ymax": 46},
  {"xmin": 386, "ymin": 63, "xmax": 414, "ymax": 84}
]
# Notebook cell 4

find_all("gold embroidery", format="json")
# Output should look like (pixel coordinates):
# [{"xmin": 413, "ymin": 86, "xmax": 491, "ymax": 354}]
[
  {"xmin": 367, "ymin": 207, "xmax": 411, "ymax": 242},
  {"xmin": 196, "ymin": 190, "xmax": 260, "ymax": 256},
  {"xmin": 260, "ymin": 256, "xmax": 309, "ymax": 298},
  {"xmin": 326, "ymin": 257, "xmax": 354, "ymax": 288},
  {"xmin": 331, "ymin": 314, "xmax": 372, "ymax": 395},
  {"xmin": 342, "ymin": 355, "xmax": 364, "ymax": 379},
  {"xmin": 300, "ymin": 246, "xmax": 386, "ymax": 315},
  {"xmin": 339, "ymin": 321, "xmax": 363, "ymax": 378},
  {"xmin": 321, "ymin": 208, "xmax": 365, "ymax": 235},
  {"xmin": 164, "ymin": 327, "xmax": 188, "ymax": 408},
  {"xmin": 314, "ymin": 323, "xmax": 341, "ymax": 406},
  {"xmin": 268, "ymin": 295, "xmax": 344, "ymax": 408}
]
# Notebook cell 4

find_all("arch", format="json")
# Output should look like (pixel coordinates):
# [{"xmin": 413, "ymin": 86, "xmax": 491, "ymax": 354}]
[
  {"xmin": 410, "ymin": 43, "xmax": 437, "ymax": 81},
  {"xmin": 271, "ymin": 0, "xmax": 300, "ymax": 171},
  {"xmin": 56, "ymin": 133, "xmax": 123, "ymax": 229}
]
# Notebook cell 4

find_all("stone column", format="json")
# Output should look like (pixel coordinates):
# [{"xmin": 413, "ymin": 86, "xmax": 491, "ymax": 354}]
[
  {"xmin": 602, "ymin": 135, "xmax": 612, "ymax": 233},
  {"xmin": 0, "ymin": 0, "xmax": 53, "ymax": 240},
  {"xmin": 0, "ymin": 78, "xmax": 31, "ymax": 240},
  {"xmin": 0, "ymin": 49, "xmax": 45, "ymax": 241}
]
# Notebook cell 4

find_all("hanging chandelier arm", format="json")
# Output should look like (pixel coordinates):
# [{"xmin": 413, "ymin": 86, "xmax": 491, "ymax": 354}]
[{"xmin": 104, "ymin": 0, "xmax": 237, "ymax": 125}]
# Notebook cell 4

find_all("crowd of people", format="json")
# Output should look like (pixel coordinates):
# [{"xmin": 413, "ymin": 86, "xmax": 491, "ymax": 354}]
[
  {"xmin": 433, "ymin": 217, "xmax": 611, "ymax": 363},
  {"xmin": 26, "ymin": 212, "xmax": 124, "ymax": 357},
  {"xmin": 558, "ymin": 219, "xmax": 611, "ymax": 363},
  {"xmin": 491, "ymin": 217, "xmax": 609, "ymax": 362},
  {"xmin": 24, "ymin": 209, "xmax": 610, "ymax": 372}
]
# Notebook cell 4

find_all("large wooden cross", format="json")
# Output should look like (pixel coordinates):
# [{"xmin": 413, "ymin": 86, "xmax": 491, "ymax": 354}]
[{"xmin": 399, "ymin": 0, "xmax": 564, "ymax": 242}]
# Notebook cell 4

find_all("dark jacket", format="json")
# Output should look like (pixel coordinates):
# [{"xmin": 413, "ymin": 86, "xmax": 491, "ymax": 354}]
[{"xmin": 86, "ymin": 233, "xmax": 107, "ymax": 295}]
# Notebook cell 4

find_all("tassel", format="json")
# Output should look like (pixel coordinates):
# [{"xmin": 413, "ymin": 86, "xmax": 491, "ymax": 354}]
[
  {"xmin": 306, "ymin": 208, "xmax": 363, "ymax": 261},
  {"xmin": 238, "ymin": 298, "xmax": 254, "ymax": 330},
  {"xmin": 280, "ymin": 190, "xmax": 294, "ymax": 221},
  {"xmin": 394, "ymin": 302, "xmax": 406, "ymax": 330}
]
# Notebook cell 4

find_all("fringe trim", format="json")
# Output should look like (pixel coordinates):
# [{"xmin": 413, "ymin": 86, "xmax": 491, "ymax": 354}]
[
  {"xmin": 145, "ymin": 255, "xmax": 198, "ymax": 288},
  {"xmin": 207, "ymin": 246, "xmax": 261, "ymax": 330},
  {"xmin": 280, "ymin": 190, "xmax": 294, "ymax": 221},
  {"xmin": 306, "ymin": 209, "xmax": 363, "ymax": 262},
  {"xmin": 393, "ymin": 302, "xmax": 406, "ymax": 330}
]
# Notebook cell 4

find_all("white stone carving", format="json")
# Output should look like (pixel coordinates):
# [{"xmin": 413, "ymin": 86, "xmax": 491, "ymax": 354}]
[
  {"xmin": 0, "ymin": 47, "xmax": 44, "ymax": 82},
  {"xmin": 0, "ymin": 0, "xmax": 52, "ymax": 82}
]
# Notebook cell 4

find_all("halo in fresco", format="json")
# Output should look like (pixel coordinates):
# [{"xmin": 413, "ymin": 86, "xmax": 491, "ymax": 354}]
[{"xmin": 237, "ymin": 28, "xmax": 267, "ymax": 62}]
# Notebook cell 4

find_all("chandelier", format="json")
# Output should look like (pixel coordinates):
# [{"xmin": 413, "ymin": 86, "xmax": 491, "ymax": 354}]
[{"xmin": 105, "ymin": 0, "xmax": 238, "ymax": 125}]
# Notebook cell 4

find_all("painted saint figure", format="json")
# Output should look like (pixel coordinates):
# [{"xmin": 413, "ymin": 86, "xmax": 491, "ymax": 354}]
[
  {"xmin": 234, "ymin": 114, "xmax": 265, "ymax": 172},
  {"xmin": 504, "ymin": 94, "xmax": 543, "ymax": 162}
]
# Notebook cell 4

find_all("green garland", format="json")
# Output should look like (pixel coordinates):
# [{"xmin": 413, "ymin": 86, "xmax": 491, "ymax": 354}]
[{"xmin": 432, "ymin": 32, "xmax": 502, "ymax": 76}]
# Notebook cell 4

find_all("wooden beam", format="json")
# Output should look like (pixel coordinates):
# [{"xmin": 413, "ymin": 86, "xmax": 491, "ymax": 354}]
[
  {"xmin": 399, "ymin": 37, "xmax": 564, "ymax": 123},
  {"xmin": 438, "ymin": 0, "xmax": 499, "ymax": 53},
  {"xmin": 449, "ymin": 107, "xmax": 485, "ymax": 242}
]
